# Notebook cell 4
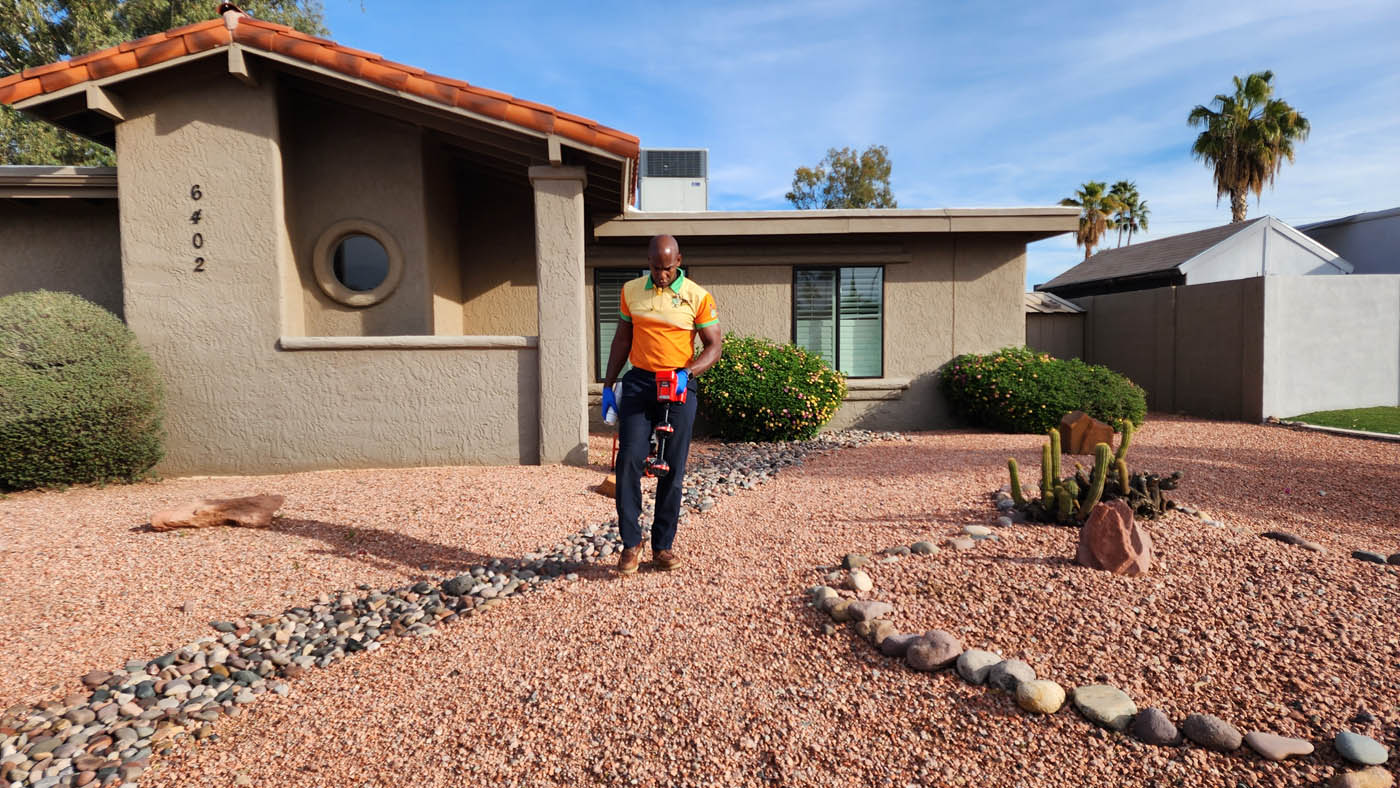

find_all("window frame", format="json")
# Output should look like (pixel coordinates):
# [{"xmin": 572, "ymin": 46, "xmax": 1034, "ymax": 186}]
[
  {"xmin": 311, "ymin": 218, "xmax": 404, "ymax": 308},
  {"xmin": 593, "ymin": 267, "xmax": 644, "ymax": 381},
  {"xmin": 790, "ymin": 264, "xmax": 886, "ymax": 379}
]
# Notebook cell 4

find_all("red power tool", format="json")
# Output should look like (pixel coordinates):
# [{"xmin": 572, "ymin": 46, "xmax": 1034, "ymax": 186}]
[{"xmin": 643, "ymin": 369, "xmax": 687, "ymax": 477}]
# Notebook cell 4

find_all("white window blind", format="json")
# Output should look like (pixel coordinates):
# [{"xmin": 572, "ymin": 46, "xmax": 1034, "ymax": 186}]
[{"xmin": 794, "ymin": 266, "xmax": 883, "ymax": 378}]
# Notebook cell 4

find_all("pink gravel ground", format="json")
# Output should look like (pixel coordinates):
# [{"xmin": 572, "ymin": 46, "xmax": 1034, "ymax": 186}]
[{"xmin": 2, "ymin": 415, "xmax": 1398, "ymax": 787}]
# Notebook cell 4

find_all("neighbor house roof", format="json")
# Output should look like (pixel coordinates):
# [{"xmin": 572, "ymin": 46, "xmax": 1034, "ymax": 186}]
[
  {"xmin": 1037, "ymin": 218, "xmax": 1264, "ymax": 291},
  {"xmin": 1023, "ymin": 291, "xmax": 1084, "ymax": 314},
  {"xmin": 1297, "ymin": 206, "xmax": 1400, "ymax": 232},
  {"xmin": 0, "ymin": 8, "xmax": 639, "ymax": 163}
]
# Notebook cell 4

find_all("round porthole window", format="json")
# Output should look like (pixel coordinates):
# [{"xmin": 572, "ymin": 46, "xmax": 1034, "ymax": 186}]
[{"xmin": 312, "ymin": 219, "xmax": 404, "ymax": 307}]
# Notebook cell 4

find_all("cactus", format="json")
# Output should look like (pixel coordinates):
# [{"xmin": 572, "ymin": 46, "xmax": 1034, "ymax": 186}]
[
  {"xmin": 1048, "ymin": 428, "xmax": 1061, "ymax": 481},
  {"xmin": 1040, "ymin": 443, "xmax": 1054, "ymax": 506},
  {"xmin": 1114, "ymin": 420, "xmax": 1134, "ymax": 464},
  {"xmin": 1080, "ymin": 443, "xmax": 1111, "ymax": 514},
  {"xmin": 1007, "ymin": 458, "xmax": 1026, "ymax": 506},
  {"xmin": 1055, "ymin": 483, "xmax": 1075, "ymax": 521},
  {"xmin": 1116, "ymin": 458, "xmax": 1129, "ymax": 496}
]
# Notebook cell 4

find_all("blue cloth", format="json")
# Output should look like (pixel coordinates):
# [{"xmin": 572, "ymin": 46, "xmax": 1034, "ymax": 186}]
[
  {"xmin": 600, "ymin": 386, "xmax": 617, "ymax": 422},
  {"xmin": 674, "ymin": 368, "xmax": 688, "ymax": 396},
  {"xmin": 615, "ymin": 366, "xmax": 697, "ymax": 551}
]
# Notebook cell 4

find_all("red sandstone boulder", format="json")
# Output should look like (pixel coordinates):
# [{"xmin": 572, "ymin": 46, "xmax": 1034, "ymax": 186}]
[
  {"xmin": 1059, "ymin": 411, "xmax": 1116, "ymax": 455},
  {"xmin": 150, "ymin": 494, "xmax": 285, "ymax": 531},
  {"xmin": 1075, "ymin": 499, "xmax": 1152, "ymax": 576}
]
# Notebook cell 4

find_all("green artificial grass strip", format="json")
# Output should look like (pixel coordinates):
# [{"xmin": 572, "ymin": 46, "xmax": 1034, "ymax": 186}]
[{"xmin": 1287, "ymin": 406, "xmax": 1400, "ymax": 435}]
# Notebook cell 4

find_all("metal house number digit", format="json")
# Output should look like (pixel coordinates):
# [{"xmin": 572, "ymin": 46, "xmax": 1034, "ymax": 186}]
[{"xmin": 190, "ymin": 184, "xmax": 202, "ymax": 200}]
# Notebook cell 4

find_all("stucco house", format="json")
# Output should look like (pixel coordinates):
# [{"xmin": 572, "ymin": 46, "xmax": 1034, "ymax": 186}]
[
  {"xmin": 1026, "ymin": 219, "xmax": 1398, "ymax": 422},
  {"xmin": 1298, "ymin": 206, "xmax": 1400, "ymax": 275},
  {"xmin": 0, "ymin": 8, "xmax": 1076, "ymax": 475},
  {"xmin": 1036, "ymin": 216, "xmax": 1352, "ymax": 299}
]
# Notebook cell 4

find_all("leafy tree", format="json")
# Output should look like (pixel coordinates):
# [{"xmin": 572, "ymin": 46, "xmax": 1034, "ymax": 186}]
[
  {"xmin": 0, "ymin": 0, "xmax": 327, "ymax": 165},
  {"xmin": 1060, "ymin": 181, "xmax": 1121, "ymax": 261},
  {"xmin": 1108, "ymin": 180, "xmax": 1149, "ymax": 247},
  {"xmin": 1188, "ymin": 70, "xmax": 1310, "ymax": 223},
  {"xmin": 786, "ymin": 144, "xmax": 896, "ymax": 209}
]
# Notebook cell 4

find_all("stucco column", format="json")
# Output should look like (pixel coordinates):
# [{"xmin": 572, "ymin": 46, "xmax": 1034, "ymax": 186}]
[{"xmin": 529, "ymin": 165, "xmax": 589, "ymax": 465}]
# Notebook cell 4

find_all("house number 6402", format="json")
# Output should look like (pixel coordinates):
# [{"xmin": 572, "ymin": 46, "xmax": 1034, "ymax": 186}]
[{"xmin": 190, "ymin": 184, "xmax": 205, "ymax": 272}]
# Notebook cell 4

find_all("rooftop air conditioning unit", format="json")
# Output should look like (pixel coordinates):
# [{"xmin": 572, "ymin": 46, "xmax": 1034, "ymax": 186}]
[{"xmin": 638, "ymin": 148, "xmax": 707, "ymax": 211}]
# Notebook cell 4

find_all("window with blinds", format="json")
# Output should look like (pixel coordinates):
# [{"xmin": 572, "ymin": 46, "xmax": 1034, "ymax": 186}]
[
  {"xmin": 793, "ymin": 266, "xmax": 883, "ymax": 378},
  {"xmin": 594, "ymin": 268, "xmax": 643, "ymax": 380}
]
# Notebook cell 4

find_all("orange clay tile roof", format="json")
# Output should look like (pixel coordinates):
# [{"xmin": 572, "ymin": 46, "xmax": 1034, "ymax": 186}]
[{"xmin": 0, "ymin": 12, "xmax": 641, "ymax": 163}]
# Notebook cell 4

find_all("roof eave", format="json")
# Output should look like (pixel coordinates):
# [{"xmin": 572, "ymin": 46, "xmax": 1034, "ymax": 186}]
[{"xmin": 594, "ymin": 207, "xmax": 1079, "ymax": 238}]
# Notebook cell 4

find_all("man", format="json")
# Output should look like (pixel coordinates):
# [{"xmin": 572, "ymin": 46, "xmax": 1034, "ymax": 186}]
[{"xmin": 601, "ymin": 234, "xmax": 722, "ymax": 575}]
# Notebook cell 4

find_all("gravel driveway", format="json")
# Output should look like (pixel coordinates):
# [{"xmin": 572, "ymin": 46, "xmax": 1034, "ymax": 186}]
[{"xmin": 1, "ymin": 415, "xmax": 1396, "ymax": 787}]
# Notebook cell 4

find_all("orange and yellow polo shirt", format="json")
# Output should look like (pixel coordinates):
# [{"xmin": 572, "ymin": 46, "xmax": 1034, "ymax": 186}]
[{"xmin": 618, "ymin": 269, "xmax": 719, "ymax": 372}]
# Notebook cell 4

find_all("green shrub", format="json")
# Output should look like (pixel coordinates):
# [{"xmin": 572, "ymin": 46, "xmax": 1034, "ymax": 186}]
[
  {"xmin": 696, "ymin": 334, "xmax": 847, "ymax": 441},
  {"xmin": 939, "ymin": 346, "xmax": 1145, "ymax": 434},
  {"xmin": 0, "ymin": 291, "xmax": 165, "ymax": 490}
]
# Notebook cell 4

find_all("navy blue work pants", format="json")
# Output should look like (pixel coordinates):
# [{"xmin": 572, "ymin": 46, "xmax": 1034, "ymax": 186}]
[{"xmin": 615, "ymin": 366, "xmax": 696, "ymax": 551}]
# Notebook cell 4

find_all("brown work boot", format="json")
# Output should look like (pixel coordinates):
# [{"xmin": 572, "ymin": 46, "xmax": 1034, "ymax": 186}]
[
  {"xmin": 616, "ymin": 546, "xmax": 642, "ymax": 576},
  {"xmin": 653, "ymin": 549, "xmax": 683, "ymax": 571}
]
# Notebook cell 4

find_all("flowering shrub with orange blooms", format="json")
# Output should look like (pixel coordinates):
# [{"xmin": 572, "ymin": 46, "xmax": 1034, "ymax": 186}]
[
  {"xmin": 940, "ymin": 346, "xmax": 1146, "ymax": 434},
  {"xmin": 696, "ymin": 334, "xmax": 847, "ymax": 441}
]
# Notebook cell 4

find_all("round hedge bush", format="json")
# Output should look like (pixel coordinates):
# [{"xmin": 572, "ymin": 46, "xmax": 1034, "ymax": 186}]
[
  {"xmin": 0, "ymin": 290, "xmax": 165, "ymax": 490},
  {"xmin": 696, "ymin": 334, "xmax": 847, "ymax": 442},
  {"xmin": 939, "ymin": 346, "xmax": 1146, "ymax": 434}
]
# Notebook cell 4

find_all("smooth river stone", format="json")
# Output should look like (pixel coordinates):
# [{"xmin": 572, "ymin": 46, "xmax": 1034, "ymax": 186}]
[
  {"xmin": 1181, "ymin": 713, "xmax": 1242, "ymax": 752},
  {"xmin": 1335, "ymin": 731, "xmax": 1390, "ymax": 766},
  {"xmin": 954, "ymin": 649, "xmax": 1002, "ymax": 685},
  {"xmin": 1016, "ymin": 680, "xmax": 1066, "ymax": 714},
  {"xmin": 1072, "ymin": 684, "xmax": 1137, "ymax": 731},
  {"xmin": 1329, "ymin": 767, "xmax": 1394, "ymax": 788},
  {"xmin": 1243, "ymin": 731, "xmax": 1314, "ymax": 761}
]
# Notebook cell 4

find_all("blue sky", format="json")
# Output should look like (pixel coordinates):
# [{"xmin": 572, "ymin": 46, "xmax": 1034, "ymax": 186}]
[{"xmin": 322, "ymin": 0, "xmax": 1400, "ymax": 288}]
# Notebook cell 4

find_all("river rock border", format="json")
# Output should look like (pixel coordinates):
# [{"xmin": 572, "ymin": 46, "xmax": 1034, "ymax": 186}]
[
  {"xmin": 0, "ymin": 430, "xmax": 901, "ymax": 788},
  {"xmin": 809, "ymin": 542, "xmax": 1395, "ymax": 787}
]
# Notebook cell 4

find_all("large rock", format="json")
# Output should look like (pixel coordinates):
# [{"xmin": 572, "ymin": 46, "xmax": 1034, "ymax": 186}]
[
  {"xmin": 1072, "ymin": 684, "xmax": 1137, "ymax": 731},
  {"xmin": 880, "ymin": 633, "xmax": 921, "ymax": 658},
  {"xmin": 1076, "ymin": 499, "xmax": 1153, "ymax": 576},
  {"xmin": 905, "ymin": 630, "xmax": 962, "ymax": 671},
  {"xmin": 1059, "ymin": 411, "xmax": 1116, "ymax": 455},
  {"xmin": 150, "ymin": 495, "xmax": 285, "ymax": 531},
  {"xmin": 1016, "ymin": 680, "xmax": 1066, "ymax": 714}
]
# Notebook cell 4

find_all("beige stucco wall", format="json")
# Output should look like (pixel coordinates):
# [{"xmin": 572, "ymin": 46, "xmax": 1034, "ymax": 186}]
[
  {"xmin": 459, "ymin": 178, "xmax": 538, "ymax": 335},
  {"xmin": 424, "ymin": 141, "xmax": 463, "ymax": 335},
  {"xmin": 281, "ymin": 94, "xmax": 431, "ymax": 337},
  {"xmin": 0, "ymin": 199, "xmax": 122, "ymax": 317},
  {"xmin": 585, "ymin": 234, "xmax": 1030, "ymax": 433},
  {"xmin": 116, "ymin": 72, "xmax": 538, "ymax": 473}
]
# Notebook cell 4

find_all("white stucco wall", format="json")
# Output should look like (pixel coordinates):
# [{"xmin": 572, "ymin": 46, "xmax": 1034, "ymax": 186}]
[
  {"xmin": 1261, "ymin": 275, "xmax": 1400, "ymax": 418},
  {"xmin": 1183, "ymin": 219, "xmax": 1350, "ymax": 286}
]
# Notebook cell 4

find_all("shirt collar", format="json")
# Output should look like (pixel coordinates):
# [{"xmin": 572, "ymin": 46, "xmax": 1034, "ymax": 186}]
[{"xmin": 644, "ymin": 269, "xmax": 685, "ymax": 293}]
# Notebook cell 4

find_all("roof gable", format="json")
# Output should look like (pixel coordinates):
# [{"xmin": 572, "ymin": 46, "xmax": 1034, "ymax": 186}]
[
  {"xmin": 1037, "ymin": 218, "xmax": 1264, "ymax": 290},
  {"xmin": 0, "ymin": 9, "xmax": 639, "ymax": 168}
]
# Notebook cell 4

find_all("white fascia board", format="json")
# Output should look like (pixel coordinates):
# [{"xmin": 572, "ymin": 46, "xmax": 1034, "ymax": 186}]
[{"xmin": 1268, "ymin": 216, "xmax": 1354, "ymax": 273}]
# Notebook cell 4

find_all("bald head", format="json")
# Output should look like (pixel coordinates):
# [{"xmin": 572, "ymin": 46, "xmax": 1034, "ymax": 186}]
[{"xmin": 648, "ymin": 234, "xmax": 683, "ymax": 288}]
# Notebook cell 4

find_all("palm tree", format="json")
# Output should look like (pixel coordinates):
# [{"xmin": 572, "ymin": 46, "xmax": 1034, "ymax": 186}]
[
  {"xmin": 1060, "ymin": 181, "xmax": 1121, "ymax": 260},
  {"xmin": 1188, "ymin": 70, "xmax": 1310, "ymax": 223},
  {"xmin": 1108, "ymin": 181, "xmax": 1150, "ymax": 246}
]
